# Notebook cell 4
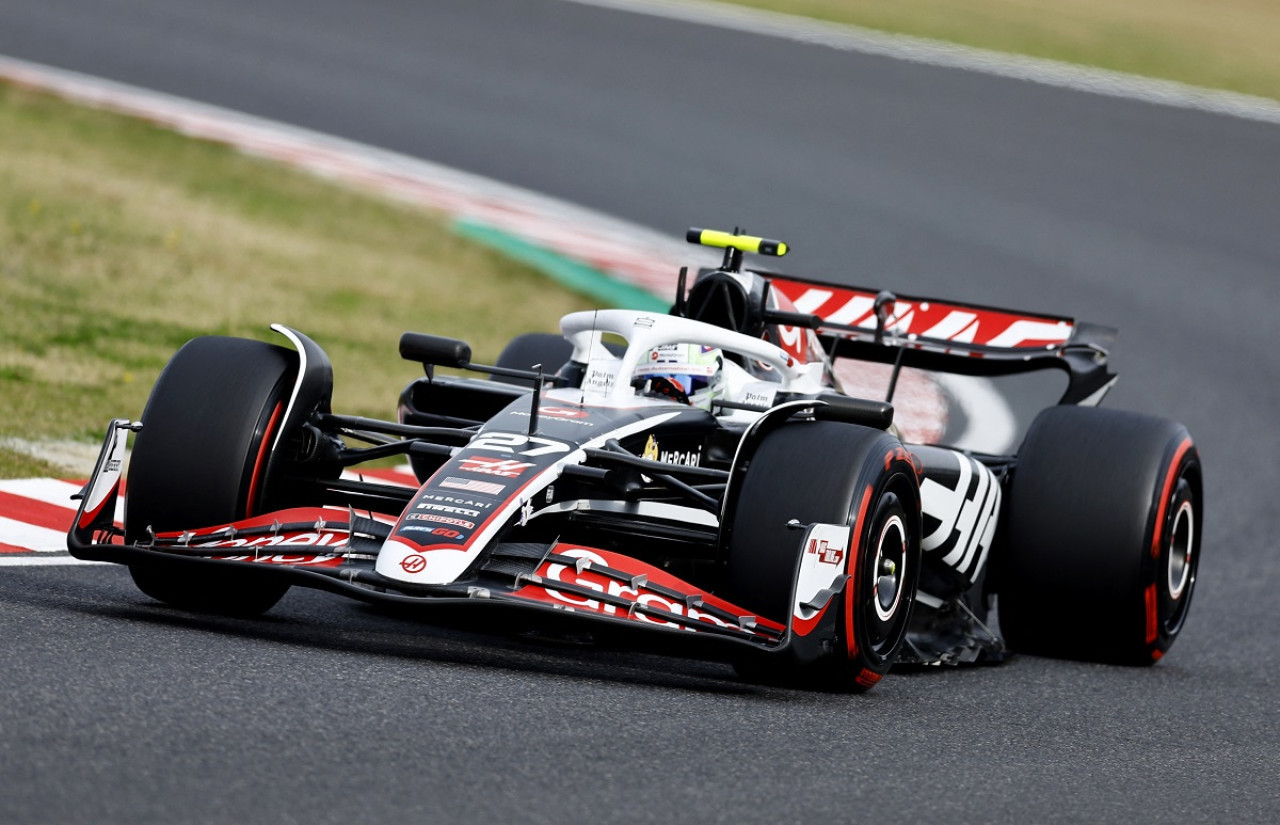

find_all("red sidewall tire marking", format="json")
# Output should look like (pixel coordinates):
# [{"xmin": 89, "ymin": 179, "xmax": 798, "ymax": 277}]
[
  {"xmin": 843, "ymin": 483, "xmax": 874, "ymax": 659},
  {"xmin": 245, "ymin": 401, "xmax": 285, "ymax": 519},
  {"xmin": 1144, "ymin": 437, "xmax": 1193, "ymax": 653},
  {"xmin": 1144, "ymin": 582, "xmax": 1159, "ymax": 646},
  {"xmin": 1150, "ymin": 438, "xmax": 1193, "ymax": 560}
]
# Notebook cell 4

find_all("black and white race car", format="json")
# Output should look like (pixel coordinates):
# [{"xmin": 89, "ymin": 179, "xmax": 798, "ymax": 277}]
[{"xmin": 69, "ymin": 228, "xmax": 1202, "ymax": 691}]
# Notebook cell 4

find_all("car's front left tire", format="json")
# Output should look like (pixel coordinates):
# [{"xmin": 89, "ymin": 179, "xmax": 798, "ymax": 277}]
[{"xmin": 724, "ymin": 420, "xmax": 921, "ymax": 691}]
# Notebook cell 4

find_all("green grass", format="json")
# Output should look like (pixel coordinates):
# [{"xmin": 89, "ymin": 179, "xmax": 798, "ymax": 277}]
[
  {"xmin": 0, "ymin": 446, "xmax": 63, "ymax": 479},
  {"xmin": 720, "ymin": 0, "xmax": 1280, "ymax": 101},
  {"xmin": 0, "ymin": 84, "xmax": 598, "ymax": 476}
]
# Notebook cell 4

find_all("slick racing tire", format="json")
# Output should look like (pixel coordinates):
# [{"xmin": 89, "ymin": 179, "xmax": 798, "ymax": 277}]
[
  {"xmin": 725, "ymin": 421, "xmax": 921, "ymax": 692},
  {"xmin": 490, "ymin": 333, "xmax": 573, "ymax": 385},
  {"xmin": 997, "ymin": 406, "xmax": 1202, "ymax": 665},
  {"xmin": 125, "ymin": 337, "xmax": 300, "ymax": 616}
]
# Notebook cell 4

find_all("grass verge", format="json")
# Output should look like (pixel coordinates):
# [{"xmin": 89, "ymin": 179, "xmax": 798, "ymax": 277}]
[
  {"xmin": 0, "ymin": 83, "xmax": 598, "ymax": 476},
  {"xmin": 723, "ymin": 0, "xmax": 1280, "ymax": 101}
]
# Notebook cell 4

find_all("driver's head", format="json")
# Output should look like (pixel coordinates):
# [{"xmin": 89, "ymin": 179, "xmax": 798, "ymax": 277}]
[{"xmin": 633, "ymin": 343, "xmax": 724, "ymax": 410}]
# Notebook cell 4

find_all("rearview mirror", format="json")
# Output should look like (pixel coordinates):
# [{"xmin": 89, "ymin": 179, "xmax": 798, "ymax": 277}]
[{"xmin": 399, "ymin": 332, "xmax": 471, "ymax": 369}]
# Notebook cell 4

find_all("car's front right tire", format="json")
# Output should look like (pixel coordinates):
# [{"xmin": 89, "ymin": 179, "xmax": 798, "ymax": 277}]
[{"xmin": 125, "ymin": 336, "xmax": 301, "ymax": 616}]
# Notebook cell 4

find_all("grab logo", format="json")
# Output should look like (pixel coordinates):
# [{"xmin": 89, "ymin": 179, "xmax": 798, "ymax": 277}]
[
  {"xmin": 211, "ymin": 553, "xmax": 342, "ymax": 567},
  {"xmin": 539, "ymin": 549, "xmax": 733, "ymax": 631},
  {"xmin": 200, "ymin": 532, "xmax": 341, "ymax": 549}
]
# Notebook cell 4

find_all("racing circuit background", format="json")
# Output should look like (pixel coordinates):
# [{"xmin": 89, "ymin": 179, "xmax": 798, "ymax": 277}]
[{"xmin": 2, "ymin": 0, "xmax": 1279, "ymax": 822}]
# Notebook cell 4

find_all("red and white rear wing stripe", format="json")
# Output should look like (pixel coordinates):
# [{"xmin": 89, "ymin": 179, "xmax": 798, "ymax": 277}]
[{"xmin": 770, "ymin": 277, "xmax": 1075, "ymax": 351}]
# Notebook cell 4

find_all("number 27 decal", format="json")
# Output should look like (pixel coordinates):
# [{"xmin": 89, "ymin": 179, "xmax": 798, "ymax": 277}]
[{"xmin": 468, "ymin": 432, "xmax": 570, "ymax": 457}]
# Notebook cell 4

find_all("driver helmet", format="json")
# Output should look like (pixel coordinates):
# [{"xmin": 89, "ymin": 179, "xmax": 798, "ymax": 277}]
[{"xmin": 633, "ymin": 343, "xmax": 724, "ymax": 410}]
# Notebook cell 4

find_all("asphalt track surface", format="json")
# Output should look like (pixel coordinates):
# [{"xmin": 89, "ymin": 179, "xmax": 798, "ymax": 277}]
[{"xmin": 2, "ymin": 1, "xmax": 1279, "ymax": 822}]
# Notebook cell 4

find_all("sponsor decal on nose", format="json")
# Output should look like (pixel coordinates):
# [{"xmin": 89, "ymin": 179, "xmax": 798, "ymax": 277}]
[
  {"xmin": 458, "ymin": 456, "xmax": 534, "ymax": 478},
  {"xmin": 440, "ymin": 477, "xmax": 505, "ymax": 496}
]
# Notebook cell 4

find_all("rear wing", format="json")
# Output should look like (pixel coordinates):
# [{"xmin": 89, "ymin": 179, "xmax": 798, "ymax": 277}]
[{"xmin": 768, "ymin": 275, "xmax": 1118, "ymax": 406}]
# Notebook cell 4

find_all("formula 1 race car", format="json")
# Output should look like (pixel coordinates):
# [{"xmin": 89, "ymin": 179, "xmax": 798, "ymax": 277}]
[{"xmin": 69, "ymin": 227, "xmax": 1202, "ymax": 691}]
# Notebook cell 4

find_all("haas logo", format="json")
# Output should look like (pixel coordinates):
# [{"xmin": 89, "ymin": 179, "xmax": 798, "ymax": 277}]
[
  {"xmin": 807, "ymin": 538, "xmax": 845, "ymax": 566},
  {"xmin": 458, "ymin": 456, "xmax": 534, "ymax": 478}
]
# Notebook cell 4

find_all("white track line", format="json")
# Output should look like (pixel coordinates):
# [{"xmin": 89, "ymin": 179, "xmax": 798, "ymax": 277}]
[
  {"xmin": 0, "ymin": 478, "xmax": 82, "ymax": 509},
  {"xmin": 562, "ymin": 0, "xmax": 1280, "ymax": 125},
  {"xmin": 0, "ymin": 556, "xmax": 108, "ymax": 567},
  {"xmin": 0, "ymin": 516, "xmax": 69, "ymax": 553}
]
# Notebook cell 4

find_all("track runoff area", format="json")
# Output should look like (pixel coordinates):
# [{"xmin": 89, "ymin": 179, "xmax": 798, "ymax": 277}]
[{"xmin": 11, "ymin": 0, "xmax": 1266, "ymax": 564}]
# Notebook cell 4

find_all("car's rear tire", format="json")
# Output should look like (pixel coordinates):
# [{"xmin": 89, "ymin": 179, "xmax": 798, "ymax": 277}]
[
  {"xmin": 997, "ymin": 406, "xmax": 1202, "ymax": 665},
  {"xmin": 725, "ymin": 420, "xmax": 921, "ymax": 691},
  {"xmin": 125, "ymin": 336, "xmax": 300, "ymax": 616}
]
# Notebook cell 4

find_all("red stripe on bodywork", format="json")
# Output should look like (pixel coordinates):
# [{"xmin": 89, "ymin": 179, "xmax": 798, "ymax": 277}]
[
  {"xmin": 843, "ymin": 484, "xmax": 874, "ymax": 658},
  {"xmin": 77, "ymin": 484, "xmax": 118, "ymax": 530},
  {"xmin": 152, "ymin": 506, "xmax": 360, "ymax": 538},
  {"xmin": 791, "ymin": 603, "xmax": 829, "ymax": 637}
]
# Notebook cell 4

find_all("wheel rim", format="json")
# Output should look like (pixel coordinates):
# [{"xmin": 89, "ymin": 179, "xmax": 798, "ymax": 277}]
[
  {"xmin": 1158, "ymin": 474, "xmax": 1199, "ymax": 639},
  {"xmin": 1167, "ymin": 498, "xmax": 1194, "ymax": 601},
  {"xmin": 862, "ymin": 492, "xmax": 914, "ymax": 662},
  {"xmin": 873, "ymin": 514, "xmax": 907, "ymax": 622}
]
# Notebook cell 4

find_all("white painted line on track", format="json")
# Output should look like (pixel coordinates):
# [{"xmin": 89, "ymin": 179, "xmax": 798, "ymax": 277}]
[
  {"xmin": 562, "ymin": 0, "xmax": 1280, "ymax": 125},
  {"xmin": 0, "ymin": 516, "xmax": 70, "ymax": 552},
  {"xmin": 0, "ymin": 478, "xmax": 81, "ymax": 510},
  {"xmin": 0, "ymin": 555, "xmax": 108, "ymax": 567}
]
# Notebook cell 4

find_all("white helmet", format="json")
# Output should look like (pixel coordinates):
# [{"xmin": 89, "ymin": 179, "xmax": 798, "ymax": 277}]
[{"xmin": 633, "ymin": 344, "xmax": 725, "ymax": 410}]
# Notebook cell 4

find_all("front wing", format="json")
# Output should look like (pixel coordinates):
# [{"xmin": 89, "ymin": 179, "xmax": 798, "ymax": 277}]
[{"xmin": 66, "ymin": 420, "xmax": 840, "ymax": 663}]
